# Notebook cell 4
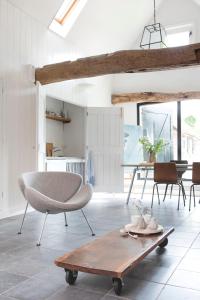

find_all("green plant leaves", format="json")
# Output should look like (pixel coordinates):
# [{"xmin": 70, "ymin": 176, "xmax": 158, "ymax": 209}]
[{"xmin": 139, "ymin": 137, "xmax": 167, "ymax": 154}]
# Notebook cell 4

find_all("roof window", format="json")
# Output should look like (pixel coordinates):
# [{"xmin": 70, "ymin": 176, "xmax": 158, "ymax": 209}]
[{"xmin": 49, "ymin": 0, "xmax": 87, "ymax": 38}]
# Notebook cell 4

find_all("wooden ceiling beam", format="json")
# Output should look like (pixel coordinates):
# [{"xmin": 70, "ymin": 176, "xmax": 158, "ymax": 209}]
[
  {"xmin": 112, "ymin": 91, "xmax": 200, "ymax": 105},
  {"xmin": 35, "ymin": 43, "xmax": 200, "ymax": 85}
]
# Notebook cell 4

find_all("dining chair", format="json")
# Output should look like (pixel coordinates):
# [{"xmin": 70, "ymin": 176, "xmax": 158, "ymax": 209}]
[
  {"xmin": 18, "ymin": 171, "xmax": 95, "ymax": 246},
  {"xmin": 189, "ymin": 162, "xmax": 200, "ymax": 211},
  {"xmin": 170, "ymin": 160, "xmax": 188, "ymax": 199},
  {"xmin": 151, "ymin": 162, "xmax": 185, "ymax": 210}
]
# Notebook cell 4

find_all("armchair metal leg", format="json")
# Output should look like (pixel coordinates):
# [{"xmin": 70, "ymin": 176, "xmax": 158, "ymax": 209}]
[
  {"xmin": 64, "ymin": 212, "xmax": 68, "ymax": 227},
  {"xmin": 81, "ymin": 209, "xmax": 95, "ymax": 236},
  {"xmin": 18, "ymin": 202, "xmax": 29, "ymax": 234},
  {"xmin": 37, "ymin": 212, "xmax": 48, "ymax": 246}
]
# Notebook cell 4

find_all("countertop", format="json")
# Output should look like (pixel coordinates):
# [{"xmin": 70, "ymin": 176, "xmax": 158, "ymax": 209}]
[{"xmin": 46, "ymin": 157, "xmax": 85, "ymax": 163}]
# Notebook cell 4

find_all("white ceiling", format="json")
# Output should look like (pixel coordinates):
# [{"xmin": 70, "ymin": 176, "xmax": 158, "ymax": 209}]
[
  {"xmin": 193, "ymin": 0, "xmax": 200, "ymax": 6},
  {"xmin": 9, "ymin": 0, "xmax": 200, "ymax": 56},
  {"xmin": 67, "ymin": 0, "xmax": 164, "ymax": 55},
  {"xmin": 8, "ymin": 0, "xmax": 64, "ymax": 27},
  {"xmin": 9, "ymin": 0, "xmax": 164, "ymax": 54}
]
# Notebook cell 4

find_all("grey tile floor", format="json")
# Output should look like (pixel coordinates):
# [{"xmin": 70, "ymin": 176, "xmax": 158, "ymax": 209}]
[{"xmin": 0, "ymin": 193, "xmax": 200, "ymax": 300}]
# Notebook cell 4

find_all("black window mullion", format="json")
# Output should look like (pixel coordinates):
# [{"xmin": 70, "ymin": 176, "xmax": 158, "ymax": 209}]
[{"xmin": 177, "ymin": 101, "xmax": 182, "ymax": 160}]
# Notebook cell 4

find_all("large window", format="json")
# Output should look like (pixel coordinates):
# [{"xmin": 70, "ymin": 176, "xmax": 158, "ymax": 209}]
[{"xmin": 138, "ymin": 100, "xmax": 200, "ymax": 163}]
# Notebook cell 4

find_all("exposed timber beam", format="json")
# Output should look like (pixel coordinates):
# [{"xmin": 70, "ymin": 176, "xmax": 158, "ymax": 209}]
[
  {"xmin": 112, "ymin": 91, "xmax": 200, "ymax": 105},
  {"xmin": 35, "ymin": 43, "xmax": 200, "ymax": 85}
]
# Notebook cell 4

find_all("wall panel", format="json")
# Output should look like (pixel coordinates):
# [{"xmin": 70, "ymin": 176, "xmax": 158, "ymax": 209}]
[{"xmin": 0, "ymin": 0, "xmax": 82, "ymax": 217}]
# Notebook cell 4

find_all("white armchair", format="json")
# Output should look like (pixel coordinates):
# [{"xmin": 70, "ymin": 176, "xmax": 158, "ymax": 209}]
[{"xmin": 18, "ymin": 171, "xmax": 95, "ymax": 246}]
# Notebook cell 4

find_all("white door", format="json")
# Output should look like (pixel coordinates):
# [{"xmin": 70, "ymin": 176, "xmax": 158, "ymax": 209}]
[
  {"xmin": 86, "ymin": 107, "xmax": 124, "ymax": 192},
  {"xmin": 36, "ymin": 82, "xmax": 46, "ymax": 171},
  {"xmin": 0, "ymin": 80, "xmax": 5, "ymax": 213}
]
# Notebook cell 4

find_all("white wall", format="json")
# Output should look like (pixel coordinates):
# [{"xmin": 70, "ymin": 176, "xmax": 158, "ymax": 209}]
[
  {"xmin": 46, "ymin": 97, "xmax": 65, "ymax": 153},
  {"xmin": 0, "ymin": 0, "xmax": 87, "ymax": 218},
  {"xmin": 46, "ymin": 75, "xmax": 112, "ymax": 108},
  {"xmin": 63, "ymin": 103, "xmax": 85, "ymax": 158}
]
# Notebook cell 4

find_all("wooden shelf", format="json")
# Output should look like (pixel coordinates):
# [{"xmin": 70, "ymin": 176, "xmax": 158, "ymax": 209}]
[{"xmin": 46, "ymin": 114, "xmax": 71, "ymax": 124}]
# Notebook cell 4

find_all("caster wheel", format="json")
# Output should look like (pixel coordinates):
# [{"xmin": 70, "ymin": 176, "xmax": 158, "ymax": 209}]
[
  {"xmin": 112, "ymin": 278, "xmax": 123, "ymax": 295},
  {"xmin": 159, "ymin": 238, "xmax": 168, "ymax": 248},
  {"xmin": 65, "ymin": 269, "xmax": 78, "ymax": 285}
]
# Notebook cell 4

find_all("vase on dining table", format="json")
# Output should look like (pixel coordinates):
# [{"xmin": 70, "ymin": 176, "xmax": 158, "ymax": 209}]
[{"xmin": 148, "ymin": 152, "xmax": 156, "ymax": 163}]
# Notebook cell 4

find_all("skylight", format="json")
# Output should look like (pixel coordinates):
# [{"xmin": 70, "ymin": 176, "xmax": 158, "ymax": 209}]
[{"xmin": 49, "ymin": 0, "xmax": 88, "ymax": 38}]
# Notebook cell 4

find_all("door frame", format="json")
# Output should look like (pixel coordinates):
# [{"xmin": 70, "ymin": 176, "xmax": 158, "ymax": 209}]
[{"xmin": 36, "ymin": 82, "xmax": 46, "ymax": 171}]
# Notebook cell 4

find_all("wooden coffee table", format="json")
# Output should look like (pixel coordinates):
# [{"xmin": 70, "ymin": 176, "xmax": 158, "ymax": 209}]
[{"xmin": 55, "ymin": 227, "xmax": 174, "ymax": 295}]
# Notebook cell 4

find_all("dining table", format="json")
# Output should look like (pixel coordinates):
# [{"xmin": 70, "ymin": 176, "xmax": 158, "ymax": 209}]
[{"xmin": 122, "ymin": 162, "xmax": 192, "ymax": 204}]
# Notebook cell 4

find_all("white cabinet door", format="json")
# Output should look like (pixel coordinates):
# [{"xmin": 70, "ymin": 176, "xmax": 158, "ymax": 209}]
[
  {"xmin": 36, "ymin": 82, "xmax": 46, "ymax": 171},
  {"xmin": 86, "ymin": 107, "xmax": 124, "ymax": 192}
]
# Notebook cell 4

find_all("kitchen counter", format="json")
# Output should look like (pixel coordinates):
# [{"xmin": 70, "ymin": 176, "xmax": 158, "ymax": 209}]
[{"xmin": 46, "ymin": 157, "xmax": 85, "ymax": 162}]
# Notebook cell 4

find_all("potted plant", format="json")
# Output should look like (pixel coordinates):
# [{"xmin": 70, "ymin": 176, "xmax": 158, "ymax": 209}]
[{"xmin": 139, "ymin": 136, "xmax": 167, "ymax": 163}]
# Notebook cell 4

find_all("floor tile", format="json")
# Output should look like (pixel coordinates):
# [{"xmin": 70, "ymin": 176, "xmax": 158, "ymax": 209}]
[
  {"xmin": 108, "ymin": 277, "xmax": 164, "ymax": 300},
  {"xmin": 4, "ymin": 257, "xmax": 49, "ymax": 277},
  {"xmin": 128, "ymin": 255, "xmax": 181, "ymax": 284},
  {"xmin": 178, "ymin": 257, "xmax": 200, "ymax": 273},
  {"xmin": 158, "ymin": 285, "xmax": 200, "ymax": 300},
  {"xmin": 4, "ymin": 268, "xmax": 65, "ymax": 300},
  {"xmin": 168, "ymin": 269, "xmax": 200, "ymax": 290},
  {"xmin": 184, "ymin": 248, "xmax": 200, "ymax": 259},
  {"xmin": 46, "ymin": 286, "xmax": 104, "ymax": 300},
  {"xmin": 0, "ymin": 271, "xmax": 28, "ymax": 294},
  {"xmin": 0, "ymin": 296, "xmax": 17, "ymax": 300},
  {"xmin": 71, "ymin": 273, "xmax": 113, "ymax": 294}
]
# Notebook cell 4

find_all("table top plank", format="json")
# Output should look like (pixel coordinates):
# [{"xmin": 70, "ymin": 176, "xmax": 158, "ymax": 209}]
[
  {"xmin": 122, "ymin": 163, "xmax": 192, "ymax": 169},
  {"xmin": 55, "ymin": 227, "xmax": 174, "ymax": 278}
]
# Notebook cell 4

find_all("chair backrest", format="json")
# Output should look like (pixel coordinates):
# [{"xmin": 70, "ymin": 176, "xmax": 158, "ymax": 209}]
[
  {"xmin": 192, "ymin": 162, "xmax": 200, "ymax": 184},
  {"xmin": 19, "ymin": 171, "xmax": 82, "ymax": 203},
  {"xmin": 154, "ymin": 162, "xmax": 177, "ymax": 183}
]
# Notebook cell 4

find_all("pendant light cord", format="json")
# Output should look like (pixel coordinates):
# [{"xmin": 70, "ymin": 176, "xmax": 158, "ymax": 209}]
[{"xmin": 154, "ymin": 0, "xmax": 156, "ymax": 24}]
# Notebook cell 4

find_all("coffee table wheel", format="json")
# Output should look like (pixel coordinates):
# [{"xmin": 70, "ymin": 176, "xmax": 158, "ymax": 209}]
[
  {"xmin": 65, "ymin": 269, "xmax": 78, "ymax": 285},
  {"xmin": 159, "ymin": 238, "xmax": 168, "ymax": 248},
  {"xmin": 112, "ymin": 278, "xmax": 123, "ymax": 295}
]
